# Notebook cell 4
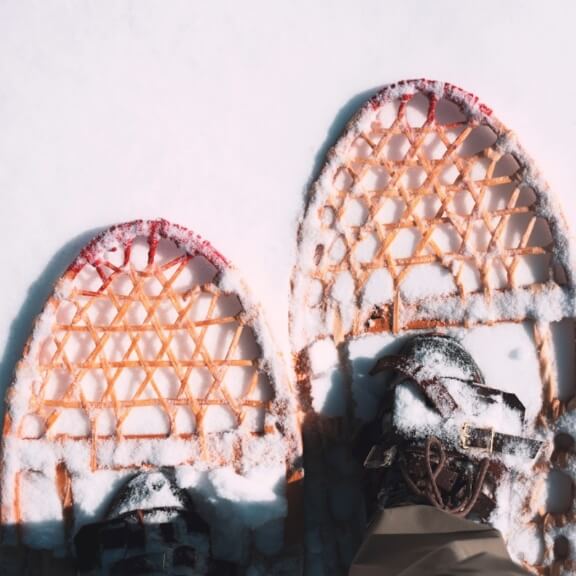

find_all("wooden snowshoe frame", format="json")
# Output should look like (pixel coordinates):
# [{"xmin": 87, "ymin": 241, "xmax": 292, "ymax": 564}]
[
  {"xmin": 1, "ymin": 219, "xmax": 302, "ymax": 545},
  {"xmin": 292, "ymin": 79, "xmax": 576, "ymax": 574}
]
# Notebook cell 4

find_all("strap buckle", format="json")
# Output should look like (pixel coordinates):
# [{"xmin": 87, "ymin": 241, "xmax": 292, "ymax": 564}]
[
  {"xmin": 363, "ymin": 444, "xmax": 397, "ymax": 469},
  {"xmin": 460, "ymin": 423, "xmax": 495, "ymax": 453}
]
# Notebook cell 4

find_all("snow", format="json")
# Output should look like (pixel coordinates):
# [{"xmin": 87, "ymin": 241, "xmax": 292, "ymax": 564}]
[
  {"xmin": 331, "ymin": 271, "xmax": 356, "ymax": 335},
  {"xmin": 305, "ymin": 332, "xmax": 352, "ymax": 418},
  {"xmin": 348, "ymin": 332, "xmax": 401, "ymax": 421},
  {"xmin": 400, "ymin": 340, "xmax": 480, "ymax": 383},
  {"xmin": 400, "ymin": 264, "xmax": 458, "ymax": 300},
  {"xmin": 362, "ymin": 268, "xmax": 394, "ymax": 307},
  {"xmin": 203, "ymin": 465, "xmax": 287, "ymax": 530},
  {"xmin": 177, "ymin": 465, "xmax": 287, "ymax": 560},
  {"xmin": 1, "ymin": 6, "xmax": 576, "ymax": 571},
  {"xmin": 505, "ymin": 517, "xmax": 545, "ymax": 566},
  {"xmin": 2, "ymin": 436, "xmax": 290, "ymax": 561},
  {"xmin": 307, "ymin": 338, "xmax": 339, "ymax": 376},
  {"xmin": 112, "ymin": 471, "xmax": 185, "ymax": 516},
  {"xmin": 19, "ymin": 472, "xmax": 65, "ymax": 548},
  {"xmin": 459, "ymin": 324, "xmax": 543, "ymax": 424},
  {"xmin": 310, "ymin": 370, "xmax": 347, "ymax": 416},
  {"xmin": 377, "ymin": 328, "xmax": 567, "ymax": 568},
  {"xmin": 219, "ymin": 267, "xmax": 299, "ymax": 432},
  {"xmin": 331, "ymin": 272, "xmax": 355, "ymax": 305},
  {"xmin": 392, "ymin": 375, "xmax": 526, "ymax": 456},
  {"xmin": 291, "ymin": 77, "xmax": 576, "ymax": 354},
  {"xmin": 406, "ymin": 283, "xmax": 576, "ymax": 328},
  {"xmin": 393, "ymin": 380, "xmax": 442, "ymax": 432},
  {"xmin": 72, "ymin": 470, "xmax": 131, "ymax": 527}
]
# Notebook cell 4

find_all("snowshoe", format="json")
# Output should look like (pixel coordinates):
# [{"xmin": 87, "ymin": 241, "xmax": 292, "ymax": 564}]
[
  {"xmin": 1, "ymin": 219, "xmax": 303, "ymax": 574},
  {"xmin": 291, "ymin": 79, "xmax": 576, "ymax": 574}
]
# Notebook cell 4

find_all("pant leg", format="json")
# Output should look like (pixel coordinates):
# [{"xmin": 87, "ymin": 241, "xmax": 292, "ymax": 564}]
[{"xmin": 349, "ymin": 505, "xmax": 530, "ymax": 576}]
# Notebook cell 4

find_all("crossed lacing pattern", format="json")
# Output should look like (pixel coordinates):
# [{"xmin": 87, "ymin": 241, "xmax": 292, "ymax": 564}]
[
  {"xmin": 2, "ymin": 221, "xmax": 306, "ymax": 540},
  {"xmin": 299, "ymin": 80, "xmax": 567, "ymax": 342},
  {"xmin": 399, "ymin": 436, "xmax": 490, "ymax": 518},
  {"xmin": 292, "ymin": 81, "xmax": 576, "ymax": 574},
  {"xmin": 18, "ymin": 228, "xmax": 274, "ymax": 463}
]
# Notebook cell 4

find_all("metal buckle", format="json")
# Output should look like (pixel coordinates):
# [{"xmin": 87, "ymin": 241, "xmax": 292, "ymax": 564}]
[
  {"xmin": 363, "ymin": 444, "xmax": 397, "ymax": 469},
  {"xmin": 460, "ymin": 423, "xmax": 495, "ymax": 453}
]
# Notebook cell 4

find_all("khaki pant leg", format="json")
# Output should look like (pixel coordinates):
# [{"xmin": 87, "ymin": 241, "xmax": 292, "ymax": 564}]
[{"xmin": 349, "ymin": 505, "xmax": 530, "ymax": 576}]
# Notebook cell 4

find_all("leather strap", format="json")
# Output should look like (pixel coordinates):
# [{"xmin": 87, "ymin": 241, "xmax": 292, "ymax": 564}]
[
  {"xmin": 371, "ymin": 355, "xmax": 458, "ymax": 415},
  {"xmin": 365, "ymin": 425, "xmax": 542, "ymax": 470},
  {"xmin": 461, "ymin": 424, "xmax": 542, "ymax": 459},
  {"xmin": 371, "ymin": 354, "xmax": 543, "ymax": 461},
  {"xmin": 371, "ymin": 355, "xmax": 525, "ymax": 420}
]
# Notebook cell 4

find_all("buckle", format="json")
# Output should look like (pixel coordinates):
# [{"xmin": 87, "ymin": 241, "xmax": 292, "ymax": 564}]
[
  {"xmin": 363, "ymin": 444, "xmax": 397, "ymax": 469},
  {"xmin": 460, "ymin": 423, "xmax": 495, "ymax": 453}
]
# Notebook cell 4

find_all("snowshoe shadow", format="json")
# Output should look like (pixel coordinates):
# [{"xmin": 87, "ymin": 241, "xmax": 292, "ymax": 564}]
[
  {"xmin": 0, "ymin": 227, "xmax": 106, "ymax": 425},
  {"xmin": 302, "ymin": 85, "xmax": 383, "ymax": 203}
]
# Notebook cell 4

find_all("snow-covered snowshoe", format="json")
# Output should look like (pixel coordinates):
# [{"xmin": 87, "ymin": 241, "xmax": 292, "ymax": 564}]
[
  {"xmin": 1, "ymin": 219, "xmax": 303, "ymax": 574},
  {"xmin": 291, "ymin": 79, "xmax": 576, "ymax": 574}
]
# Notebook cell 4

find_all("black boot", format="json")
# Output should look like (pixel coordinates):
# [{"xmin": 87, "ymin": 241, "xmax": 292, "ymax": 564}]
[{"xmin": 74, "ymin": 469, "xmax": 237, "ymax": 575}]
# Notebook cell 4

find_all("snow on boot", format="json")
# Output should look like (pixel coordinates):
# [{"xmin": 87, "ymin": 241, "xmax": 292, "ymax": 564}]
[
  {"xmin": 363, "ymin": 334, "xmax": 542, "ymax": 522},
  {"xmin": 74, "ymin": 470, "xmax": 236, "ymax": 575}
]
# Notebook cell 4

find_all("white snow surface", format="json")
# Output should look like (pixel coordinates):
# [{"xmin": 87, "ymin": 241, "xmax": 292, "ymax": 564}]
[
  {"xmin": 393, "ymin": 381, "xmax": 442, "ymax": 432},
  {"xmin": 308, "ymin": 338, "xmax": 339, "ymax": 376},
  {"xmin": 177, "ymin": 465, "xmax": 287, "ymax": 560},
  {"xmin": 197, "ymin": 465, "xmax": 287, "ymax": 530},
  {"xmin": 1, "ymin": 5, "xmax": 576, "ymax": 573},
  {"xmin": 362, "ymin": 269, "xmax": 394, "ymax": 307}
]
